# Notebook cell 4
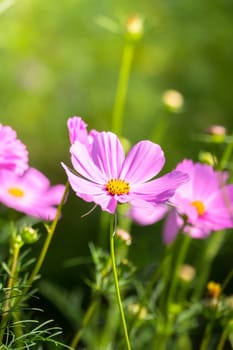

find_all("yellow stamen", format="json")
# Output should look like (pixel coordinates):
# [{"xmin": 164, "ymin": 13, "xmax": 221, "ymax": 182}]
[
  {"xmin": 191, "ymin": 200, "xmax": 205, "ymax": 216},
  {"xmin": 8, "ymin": 187, "xmax": 24, "ymax": 197},
  {"xmin": 106, "ymin": 179, "xmax": 130, "ymax": 196}
]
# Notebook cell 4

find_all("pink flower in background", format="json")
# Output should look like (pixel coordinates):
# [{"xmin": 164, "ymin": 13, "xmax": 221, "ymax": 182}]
[
  {"xmin": 0, "ymin": 124, "xmax": 28, "ymax": 175},
  {"xmin": 130, "ymin": 202, "xmax": 168, "ymax": 226},
  {"xmin": 62, "ymin": 131, "xmax": 188, "ymax": 214},
  {"xmin": 67, "ymin": 116, "xmax": 97, "ymax": 149},
  {"xmin": 163, "ymin": 159, "xmax": 233, "ymax": 244},
  {"xmin": 0, "ymin": 168, "xmax": 65, "ymax": 220}
]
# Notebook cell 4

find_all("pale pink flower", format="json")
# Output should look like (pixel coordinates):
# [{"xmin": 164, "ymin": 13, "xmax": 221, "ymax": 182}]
[
  {"xmin": 62, "ymin": 131, "xmax": 188, "ymax": 214},
  {"xmin": 0, "ymin": 168, "xmax": 65, "ymax": 220},
  {"xmin": 163, "ymin": 160, "xmax": 233, "ymax": 243},
  {"xmin": 130, "ymin": 202, "xmax": 168, "ymax": 226},
  {"xmin": 0, "ymin": 124, "xmax": 28, "ymax": 175}
]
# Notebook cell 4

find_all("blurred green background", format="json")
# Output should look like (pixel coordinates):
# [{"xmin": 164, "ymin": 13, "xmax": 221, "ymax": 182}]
[{"xmin": 1, "ymin": 0, "xmax": 233, "ymax": 308}]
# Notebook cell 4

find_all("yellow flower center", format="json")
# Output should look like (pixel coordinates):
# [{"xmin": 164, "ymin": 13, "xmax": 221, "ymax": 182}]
[
  {"xmin": 106, "ymin": 179, "xmax": 130, "ymax": 196},
  {"xmin": 191, "ymin": 200, "xmax": 205, "ymax": 216},
  {"xmin": 8, "ymin": 187, "xmax": 24, "ymax": 197}
]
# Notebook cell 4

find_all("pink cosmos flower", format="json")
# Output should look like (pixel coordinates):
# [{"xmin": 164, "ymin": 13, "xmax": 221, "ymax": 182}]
[
  {"xmin": 0, "ymin": 124, "xmax": 28, "ymax": 175},
  {"xmin": 67, "ymin": 116, "xmax": 97, "ymax": 148},
  {"xmin": 62, "ymin": 131, "xmax": 189, "ymax": 214},
  {"xmin": 162, "ymin": 159, "xmax": 233, "ymax": 244},
  {"xmin": 0, "ymin": 168, "xmax": 65, "ymax": 220},
  {"xmin": 130, "ymin": 202, "xmax": 168, "ymax": 226}
]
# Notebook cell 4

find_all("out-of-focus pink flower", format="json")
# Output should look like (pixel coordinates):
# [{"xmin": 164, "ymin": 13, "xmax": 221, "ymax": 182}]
[
  {"xmin": 67, "ymin": 116, "xmax": 97, "ymax": 149},
  {"xmin": 0, "ymin": 168, "xmax": 65, "ymax": 220},
  {"xmin": 0, "ymin": 124, "xmax": 28, "ymax": 175},
  {"xmin": 163, "ymin": 159, "xmax": 233, "ymax": 244},
  {"xmin": 130, "ymin": 202, "xmax": 168, "ymax": 226},
  {"xmin": 62, "ymin": 131, "xmax": 188, "ymax": 214}
]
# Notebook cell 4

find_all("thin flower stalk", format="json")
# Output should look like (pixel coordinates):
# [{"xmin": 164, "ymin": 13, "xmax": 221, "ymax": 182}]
[
  {"xmin": 216, "ymin": 322, "xmax": 231, "ymax": 350},
  {"xmin": 165, "ymin": 233, "xmax": 192, "ymax": 314},
  {"xmin": 110, "ymin": 214, "xmax": 131, "ymax": 350},
  {"xmin": 157, "ymin": 243, "xmax": 174, "ymax": 311},
  {"xmin": 0, "ymin": 237, "xmax": 23, "ymax": 344},
  {"xmin": 111, "ymin": 15, "xmax": 143, "ymax": 136},
  {"xmin": 199, "ymin": 311, "xmax": 218, "ymax": 350},
  {"xmin": 70, "ymin": 298, "xmax": 99, "ymax": 349},
  {"xmin": 24, "ymin": 181, "xmax": 69, "ymax": 294},
  {"xmin": 221, "ymin": 267, "xmax": 233, "ymax": 293},
  {"xmin": 8, "ymin": 181, "xmax": 69, "ymax": 338},
  {"xmin": 192, "ymin": 230, "xmax": 225, "ymax": 300},
  {"xmin": 219, "ymin": 131, "xmax": 233, "ymax": 171},
  {"xmin": 112, "ymin": 41, "xmax": 134, "ymax": 136},
  {"xmin": 129, "ymin": 245, "xmax": 168, "ymax": 333},
  {"xmin": 154, "ymin": 233, "xmax": 191, "ymax": 348}
]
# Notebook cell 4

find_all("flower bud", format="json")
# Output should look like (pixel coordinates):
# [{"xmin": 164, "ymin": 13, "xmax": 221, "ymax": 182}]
[
  {"xmin": 198, "ymin": 151, "xmax": 217, "ymax": 166},
  {"xmin": 205, "ymin": 125, "xmax": 226, "ymax": 143},
  {"xmin": 128, "ymin": 303, "xmax": 147, "ymax": 319},
  {"xmin": 12, "ymin": 234, "xmax": 24, "ymax": 249},
  {"xmin": 162, "ymin": 89, "xmax": 184, "ymax": 113},
  {"xmin": 20, "ymin": 226, "xmax": 39, "ymax": 244},
  {"xmin": 125, "ymin": 15, "xmax": 143, "ymax": 41},
  {"xmin": 179, "ymin": 264, "xmax": 196, "ymax": 283},
  {"xmin": 207, "ymin": 281, "xmax": 221, "ymax": 299},
  {"xmin": 207, "ymin": 125, "xmax": 226, "ymax": 137},
  {"xmin": 116, "ymin": 228, "xmax": 132, "ymax": 246}
]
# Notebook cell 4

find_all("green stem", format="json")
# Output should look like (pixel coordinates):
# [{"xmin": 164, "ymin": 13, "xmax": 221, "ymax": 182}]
[
  {"xmin": 25, "ymin": 182, "xmax": 69, "ymax": 292},
  {"xmin": 109, "ymin": 214, "xmax": 131, "ymax": 350},
  {"xmin": 158, "ymin": 243, "xmax": 175, "ymax": 309},
  {"xmin": 152, "ymin": 234, "xmax": 191, "ymax": 349},
  {"xmin": 129, "ymin": 251, "xmax": 164, "ymax": 333},
  {"xmin": 165, "ymin": 233, "xmax": 191, "ymax": 313},
  {"xmin": 6, "ymin": 182, "xmax": 69, "ymax": 346},
  {"xmin": 199, "ymin": 312, "xmax": 217, "ymax": 350},
  {"xmin": 216, "ymin": 322, "xmax": 230, "ymax": 350},
  {"xmin": 70, "ymin": 298, "xmax": 99, "ymax": 349},
  {"xmin": 112, "ymin": 42, "xmax": 134, "ymax": 136},
  {"xmin": 222, "ymin": 267, "xmax": 233, "ymax": 292},
  {"xmin": 0, "ymin": 241, "xmax": 21, "ymax": 344},
  {"xmin": 219, "ymin": 132, "xmax": 233, "ymax": 170},
  {"xmin": 192, "ymin": 231, "xmax": 225, "ymax": 301},
  {"xmin": 130, "ymin": 243, "xmax": 174, "ymax": 334}
]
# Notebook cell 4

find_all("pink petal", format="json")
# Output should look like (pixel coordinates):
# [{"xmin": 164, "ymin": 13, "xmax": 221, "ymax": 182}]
[
  {"xmin": 23, "ymin": 168, "xmax": 51, "ymax": 190},
  {"xmin": 192, "ymin": 163, "xmax": 221, "ymax": 201},
  {"xmin": 91, "ymin": 132, "xmax": 125, "ymax": 179},
  {"xmin": 70, "ymin": 141, "xmax": 107, "ymax": 183},
  {"xmin": 0, "ymin": 124, "xmax": 28, "ymax": 175},
  {"xmin": 45, "ymin": 185, "xmax": 66, "ymax": 204},
  {"xmin": 163, "ymin": 209, "xmax": 183, "ymax": 244},
  {"xmin": 131, "ymin": 170, "xmax": 189, "ymax": 203},
  {"xmin": 120, "ymin": 141, "xmax": 165, "ymax": 184},
  {"xmin": 62, "ymin": 163, "xmax": 117, "ymax": 214},
  {"xmin": 67, "ymin": 116, "xmax": 89, "ymax": 145},
  {"xmin": 174, "ymin": 159, "xmax": 195, "ymax": 199},
  {"xmin": 130, "ymin": 202, "xmax": 167, "ymax": 225},
  {"xmin": 184, "ymin": 225, "xmax": 210, "ymax": 239},
  {"xmin": 201, "ymin": 186, "xmax": 233, "ymax": 229}
]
